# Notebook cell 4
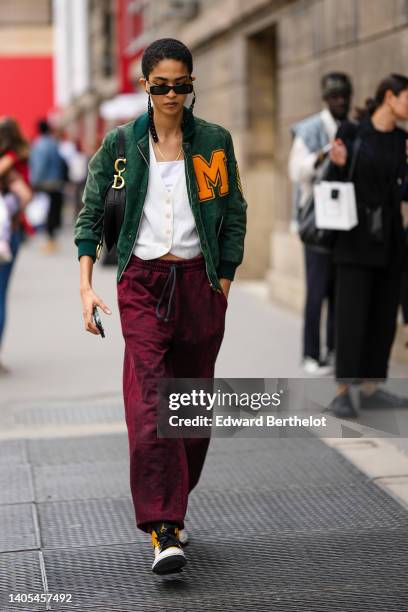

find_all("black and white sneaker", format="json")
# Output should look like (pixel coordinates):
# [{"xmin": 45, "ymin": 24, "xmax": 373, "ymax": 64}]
[{"xmin": 151, "ymin": 522, "xmax": 186, "ymax": 575}]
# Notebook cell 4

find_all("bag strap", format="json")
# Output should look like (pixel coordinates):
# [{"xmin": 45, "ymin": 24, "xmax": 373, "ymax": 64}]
[
  {"xmin": 347, "ymin": 136, "xmax": 362, "ymax": 182},
  {"xmin": 117, "ymin": 126, "xmax": 126, "ymax": 157}
]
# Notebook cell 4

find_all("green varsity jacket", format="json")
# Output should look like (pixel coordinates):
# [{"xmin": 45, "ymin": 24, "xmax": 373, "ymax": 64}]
[{"xmin": 74, "ymin": 107, "xmax": 247, "ymax": 289}]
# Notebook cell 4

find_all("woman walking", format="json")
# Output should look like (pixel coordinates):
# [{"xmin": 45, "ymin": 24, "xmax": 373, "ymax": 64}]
[
  {"xmin": 0, "ymin": 117, "xmax": 32, "ymax": 373},
  {"xmin": 328, "ymin": 74, "xmax": 408, "ymax": 417},
  {"xmin": 75, "ymin": 39, "xmax": 247, "ymax": 573}
]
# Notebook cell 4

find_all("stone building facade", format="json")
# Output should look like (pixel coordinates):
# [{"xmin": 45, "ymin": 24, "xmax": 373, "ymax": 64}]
[
  {"xmin": 133, "ymin": 0, "xmax": 408, "ymax": 283},
  {"xmin": 130, "ymin": 0, "xmax": 408, "ymax": 359}
]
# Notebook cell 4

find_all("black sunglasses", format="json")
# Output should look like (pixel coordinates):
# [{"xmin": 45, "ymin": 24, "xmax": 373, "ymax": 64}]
[{"xmin": 148, "ymin": 82, "xmax": 193, "ymax": 95}]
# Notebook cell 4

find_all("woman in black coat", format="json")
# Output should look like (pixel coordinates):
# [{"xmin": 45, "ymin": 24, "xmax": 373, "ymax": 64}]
[{"xmin": 329, "ymin": 74, "xmax": 408, "ymax": 417}]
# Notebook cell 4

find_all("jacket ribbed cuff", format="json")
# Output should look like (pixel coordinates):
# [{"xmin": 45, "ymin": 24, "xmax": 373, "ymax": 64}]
[
  {"xmin": 77, "ymin": 239, "xmax": 98, "ymax": 262},
  {"xmin": 217, "ymin": 260, "xmax": 238, "ymax": 281}
]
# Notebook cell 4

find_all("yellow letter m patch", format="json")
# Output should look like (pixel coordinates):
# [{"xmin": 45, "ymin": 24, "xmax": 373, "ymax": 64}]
[{"xmin": 192, "ymin": 150, "xmax": 229, "ymax": 202}]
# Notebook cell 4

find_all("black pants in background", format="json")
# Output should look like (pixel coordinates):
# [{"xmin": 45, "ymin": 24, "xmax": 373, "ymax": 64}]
[
  {"xmin": 46, "ymin": 191, "xmax": 63, "ymax": 239},
  {"xmin": 335, "ymin": 258, "xmax": 402, "ymax": 381},
  {"xmin": 303, "ymin": 246, "xmax": 335, "ymax": 361}
]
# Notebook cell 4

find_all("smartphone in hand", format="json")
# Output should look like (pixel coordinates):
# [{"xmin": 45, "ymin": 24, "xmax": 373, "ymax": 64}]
[{"xmin": 92, "ymin": 306, "xmax": 105, "ymax": 338}]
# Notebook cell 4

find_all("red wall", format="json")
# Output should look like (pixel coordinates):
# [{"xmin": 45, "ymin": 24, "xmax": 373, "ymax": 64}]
[
  {"xmin": 117, "ymin": 0, "xmax": 143, "ymax": 93},
  {"xmin": 0, "ymin": 56, "xmax": 54, "ymax": 140}
]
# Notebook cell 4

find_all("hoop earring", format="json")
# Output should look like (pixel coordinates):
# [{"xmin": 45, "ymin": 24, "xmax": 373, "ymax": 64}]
[
  {"xmin": 147, "ymin": 93, "xmax": 158, "ymax": 143},
  {"xmin": 182, "ymin": 90, "xmax": 196, "ymax": 131}
]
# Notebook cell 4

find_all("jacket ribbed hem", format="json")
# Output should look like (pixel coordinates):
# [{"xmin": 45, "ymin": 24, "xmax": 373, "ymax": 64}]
[
  {"xmin": 217, "ymin": 260, "xmax": 238, "ymax": 281},
  {"xmin": 77, "ymin": 239, "xmax": 98, "ymax": 262}
]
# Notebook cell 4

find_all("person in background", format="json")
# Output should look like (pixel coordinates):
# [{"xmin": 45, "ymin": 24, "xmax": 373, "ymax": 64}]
[
  {"xmin": 328, "ymin": 74, "xmax": 408, "ymax": 417},
  {"xmin": 289, "ymin": 73, "xmax": 353, "ymax": 375},
  {"xmin": 0, "ymin": 117, "xmax": 32, "ymax": 373},
  {"xmin": 30, "ymin": 119, "xmax": 66, "ymax": 253},
  {"xmin": 68, "ymin": 141, "xmax": 89, "ymax": 219}
]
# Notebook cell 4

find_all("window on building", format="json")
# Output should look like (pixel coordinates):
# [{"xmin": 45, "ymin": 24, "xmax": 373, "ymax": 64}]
[
  {"xmin": 247, "ymin": 24, "xmax": 277, "ymax": 166},
  {"xmin": 102, "ymin": 6, "xmax": 115, "ymax": 77}
]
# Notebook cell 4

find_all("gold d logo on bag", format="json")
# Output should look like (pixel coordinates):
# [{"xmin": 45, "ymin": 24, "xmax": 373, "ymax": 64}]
[{"xmin": 112, "ymin": 157, "xmax": 126, "ymax": 189}]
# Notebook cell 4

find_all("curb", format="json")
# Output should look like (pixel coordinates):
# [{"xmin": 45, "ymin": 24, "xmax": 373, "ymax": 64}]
[{"xmin": 323, "ymin": 437, "xmax": 408, "ymax": 510}]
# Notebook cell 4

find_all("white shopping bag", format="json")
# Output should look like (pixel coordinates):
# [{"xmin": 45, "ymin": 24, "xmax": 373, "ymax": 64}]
[
  {"xmin": 25, "ymin": 192, "xmax": 50, "ymax": 228},
  {"xmin": 313, "ymin": 181, "xmax": 358, "ymax": 231}
]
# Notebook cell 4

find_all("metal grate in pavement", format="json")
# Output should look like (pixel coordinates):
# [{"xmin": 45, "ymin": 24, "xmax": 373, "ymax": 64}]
[
  {"xmin": 36, "ymin": 481, "xmax": 408, "ymax": 552},
  {"xmin": 0, "ymin": 465, "xmax": 34, "ymax": 505},
  {"xmin": 38, "ymin": 498, "xmax": 143, "ymax": 549},
  {"xmin": 0, "ymin": 551, "xmax": 45, "ymax": 611},
  {"xmin": 11, "ymin": 401, "xmax": 124, "ymax": 427},
  {"xmin": 33, "ymin": 461, "xmax": 129, "ymax": 502},
  {"xmin": 3, "ymin": 434, "xmax": 408, "ymax": 611},
  {"xmin": 53, "ymin": 590, "xmax": 408, "ymax": 612},
  {"xmin": 0, "ymin": 440, "xmax": 28, "ymax": 465},
  {"xmin": 199, "ymin": 445, "xmax": 367, "ymax": 491},
  {"xmin": 187, "ymin": 482, "xmax": 408, "ymax": 535},
  {"xmin": 0, "ymin": 504, "xmax": 39, "ymax": 553},
  {"xmin": 27, "ymin": 432, "xmax": 335, "ymax": 466},
  {"xmin": 28, "ymin": 434, "xmax": 128, "ymax": 466},
  {"xmin": 208, "ymin": 434, "xmax": 323, "ymax": 453},
  {"xmin": 42, "ymin": 530, "xmax": 408, "ymax": 611}
]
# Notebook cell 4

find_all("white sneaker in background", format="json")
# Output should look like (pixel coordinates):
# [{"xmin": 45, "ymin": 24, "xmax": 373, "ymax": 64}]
[
  {"xmin": 302, "ymin": 356, "xmax": 332, "ymax": 376},
  {"xmin": 324, "ymin": 350, "xmax": 335, "ymax": 371}
]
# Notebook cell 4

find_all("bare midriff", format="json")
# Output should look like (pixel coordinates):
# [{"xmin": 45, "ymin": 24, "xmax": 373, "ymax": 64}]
[
  {"xmin": 159, "ymin": 253, "xmax": 186, "ymax": 261},
  {"xmin": 158, "ymin": 252, "xmax": 203, "ymax": 261}
]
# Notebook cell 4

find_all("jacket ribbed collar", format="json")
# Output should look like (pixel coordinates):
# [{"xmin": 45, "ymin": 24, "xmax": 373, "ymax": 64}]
[{"xmin": 133, "ymin": 106, "xmax": 196, "ymax": 145}]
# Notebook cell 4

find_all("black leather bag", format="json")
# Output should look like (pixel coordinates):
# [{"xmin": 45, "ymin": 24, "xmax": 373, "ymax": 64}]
[
  {"xmin": 95, "ymin": 127, "xmax": 127, "ymax": 257},
  {"xmin": 298, "ymin": 194, "xmax": 336, "ymax": 252},
  {"xmin": 297, "ymin": 158, "xmax": 335, "ymax": 253}
]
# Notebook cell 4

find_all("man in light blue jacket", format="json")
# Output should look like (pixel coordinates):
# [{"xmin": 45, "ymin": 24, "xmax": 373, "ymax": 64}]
[
  {"xmin": 30, "ymin": 120, "xmax": 67, "ymax": 252},
  {"xmin": 288, "ymin": 73, "xmax": 353, "ymax": 375}
]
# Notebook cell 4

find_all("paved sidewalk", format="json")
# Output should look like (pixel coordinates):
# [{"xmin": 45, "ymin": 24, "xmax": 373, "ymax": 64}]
[{"xmin": 1, "ymin": 227, "xmax": 408, "ymax": 610}]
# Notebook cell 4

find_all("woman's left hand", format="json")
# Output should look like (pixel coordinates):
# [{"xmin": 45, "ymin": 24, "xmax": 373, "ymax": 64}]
[
  {"xmin": 330, "ymin": 139, "xmax": 348, "ymax": 167},
  {"xmin": 219, "ymin": 278, "xmax": 231, "ymax": 300}
]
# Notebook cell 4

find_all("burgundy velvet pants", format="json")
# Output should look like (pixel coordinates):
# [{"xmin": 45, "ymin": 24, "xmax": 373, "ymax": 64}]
[{"xmin": 117, "ymin": 254, "xmax": 226, "ymax": 532}]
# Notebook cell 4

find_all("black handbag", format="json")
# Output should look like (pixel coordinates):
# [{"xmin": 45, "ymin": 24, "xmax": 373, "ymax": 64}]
[
  {"xmin": 298, "ymin": 137, "xmax": 362, "ymax": 252},
  {"xmin": 297, "ymin": 158, "xmax": 335, "ymax": 253},
  {"xmin": 95, "ymin": 127, "xmax": 127, "ymax": 258}
]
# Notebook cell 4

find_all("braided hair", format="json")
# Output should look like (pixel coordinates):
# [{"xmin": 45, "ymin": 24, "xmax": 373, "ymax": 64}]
[{"xmin": 142, "ymin": 38, "xmax": 195, "ymax": 143}]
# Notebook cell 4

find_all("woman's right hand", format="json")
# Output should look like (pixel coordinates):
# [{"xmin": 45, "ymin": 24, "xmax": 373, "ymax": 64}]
[
  {"xmin": 330, "ymin": 139, "xmax": 348, "ymax": 166},
  {"xmin": 80, "ymin": 287, "xmax": 112, "ymax": 335}
]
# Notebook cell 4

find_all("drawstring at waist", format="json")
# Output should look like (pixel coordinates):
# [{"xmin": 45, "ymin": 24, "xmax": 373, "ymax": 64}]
[{"xmin": 128, "ymin": 255, "xmax": 206, "ymax": 323}]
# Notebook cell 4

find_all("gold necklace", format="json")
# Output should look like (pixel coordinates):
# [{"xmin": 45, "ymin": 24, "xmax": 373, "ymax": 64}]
[{"xmin": 154, "ymin": 140, "xmax": 183, "ymax": 162}]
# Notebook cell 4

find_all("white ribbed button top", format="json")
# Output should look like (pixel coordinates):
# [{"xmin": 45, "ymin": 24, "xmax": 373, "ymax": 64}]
[{"xmin": 133, "ymin": 134, "xmax": 201, "ymax": 260}]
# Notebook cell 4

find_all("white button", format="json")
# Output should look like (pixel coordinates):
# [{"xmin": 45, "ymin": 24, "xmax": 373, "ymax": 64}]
[
  {"xmin": 166, "ymin": 213, "xmax": 171, "ymax": 218},
  {"xmin": 166, "ymin": 230, "xmax": 171, "ymax": 234},
  {"xmin": 166, "ymin": 197, "xmax": 171, "ymax": 203},
  {"xmin": 397, "ymin": 178, "xmax": 402, "ymax": 185}
]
